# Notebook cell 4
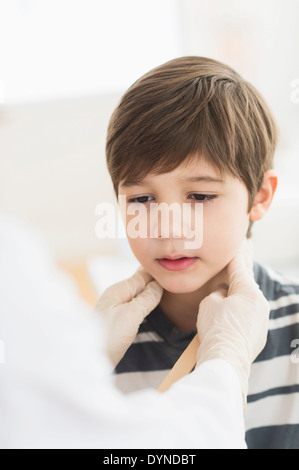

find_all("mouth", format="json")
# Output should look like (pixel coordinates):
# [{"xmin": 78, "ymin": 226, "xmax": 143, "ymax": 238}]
[
  {"xmin": 156, "ymin": 255, "xmax": 199, "ymax": 272},
  {"xmin": 159, "ymin": 254, "xmax": 196, "ymax": 260}
]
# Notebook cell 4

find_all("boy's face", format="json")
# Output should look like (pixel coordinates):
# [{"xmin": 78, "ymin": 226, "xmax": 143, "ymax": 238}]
[{"xmin": 118, "ymin": 157, "xmax": 251, "ymax": 294}]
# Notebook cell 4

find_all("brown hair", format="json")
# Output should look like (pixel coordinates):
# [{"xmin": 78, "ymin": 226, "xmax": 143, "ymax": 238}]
[{"xmin": 106, "ymin": 56, "xmax": 279, "ymax": 236}]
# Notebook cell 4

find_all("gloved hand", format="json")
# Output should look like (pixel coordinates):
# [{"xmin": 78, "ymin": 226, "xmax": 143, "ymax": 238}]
[
  {"xmin": 96, "ymin": 267, "xmax": 163, "ymax": 367},
  {"xmin": 196, "ymin": 239, "xmax": 270, "ymax": 406}
]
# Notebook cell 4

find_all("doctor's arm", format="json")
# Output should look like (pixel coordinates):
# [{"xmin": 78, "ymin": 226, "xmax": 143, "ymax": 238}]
[{"xmin": 0, "ymin": 216, "xmax": 266, "ymax": 449}]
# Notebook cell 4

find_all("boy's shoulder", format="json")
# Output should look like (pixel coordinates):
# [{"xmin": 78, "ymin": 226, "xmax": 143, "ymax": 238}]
[
  {"xmin": 254, "ymin": 260, "xmax": 299, "ymax": 301},
  {"xmin": 246, "ymin": 261, "xmax": 299, "ymax": 449},
  {"xmin": 253, "ymin": 260, "xmax": 299, "ymax": 362}
]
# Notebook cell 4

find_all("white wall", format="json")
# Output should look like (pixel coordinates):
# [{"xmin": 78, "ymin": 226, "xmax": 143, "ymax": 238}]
[{"xmin": 0, "ymin": 94, "xmax": 122, "ymax": 261}]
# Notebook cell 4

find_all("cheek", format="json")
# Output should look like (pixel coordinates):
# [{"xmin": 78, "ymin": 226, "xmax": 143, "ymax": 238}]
[
  {"xmin": 126, "ymin": 236, "xmax": 152, "ymax": 266},
  {"xmin": 127, "ymin": 236, "xmax": 145, "ymax": 254},
  {"xmin": 202, "ymin": 199, "xmax": 249, "ymax": 264}
]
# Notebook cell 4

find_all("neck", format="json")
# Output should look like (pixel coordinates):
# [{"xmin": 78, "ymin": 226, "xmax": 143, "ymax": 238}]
[{"xmin": 159, "ymin": 268, "xmax": 228, "ymax": 332}]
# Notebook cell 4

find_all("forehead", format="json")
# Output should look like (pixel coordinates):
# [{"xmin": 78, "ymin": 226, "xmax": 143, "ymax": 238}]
[{"xmin": 119, "ymin": 158, "xmax": 225, "ymax": 189}]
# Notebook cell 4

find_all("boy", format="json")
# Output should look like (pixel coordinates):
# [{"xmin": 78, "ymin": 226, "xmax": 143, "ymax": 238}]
[{"xmin": 105, "ymin": 57, "xmax": 299, "ymax": 449}]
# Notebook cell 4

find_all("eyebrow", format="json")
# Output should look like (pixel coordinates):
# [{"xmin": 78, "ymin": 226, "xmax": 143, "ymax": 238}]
[{"xmin": 120, "ymin": 175, "xmax": 224, "ymax": 187}]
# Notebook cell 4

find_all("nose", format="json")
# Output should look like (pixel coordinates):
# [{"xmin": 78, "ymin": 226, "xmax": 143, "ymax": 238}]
[{"xmin": 150, "ymin": 202, "xmax": 192, "ymax": 240}]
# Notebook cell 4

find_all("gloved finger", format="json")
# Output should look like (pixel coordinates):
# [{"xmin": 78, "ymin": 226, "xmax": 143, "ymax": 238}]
[
  {"xmin": 128, "ymin": 279, "xmax": 163, "ymax": 321},
  {"xmin": 227, "ymin": 239, "xmax": 259, "ymax": 296},
  {"xmin": 197, "ymin": 283, "xmax": 228, "ymax": 330},
  {"xmin": 211, "ymin": 283, "xmax": 229, "ymax": 299},
  {"xmin": 120, "ymin": 267, "xmax": 156, "ymax": 302},
  {"xmin": 228, "ymin": 239, "xmax": 254, "ymax": 279},
  {"xmin": 201, "ymin": 283, "xmax": 229, "ymax": 306},
  {"xmin": 136, "ymin": 265, "xmax": 155, "ymax": 284},
  {"xmin": 98, "ymin": 266, "xmax": 154, "ymax": 308}
]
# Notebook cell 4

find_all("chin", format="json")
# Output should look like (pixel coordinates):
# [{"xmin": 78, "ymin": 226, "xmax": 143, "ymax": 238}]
[
  {"xmin": 159, "ymin": 278, "xmax": 205, "ymax": 294},
  {"xmin": 165, "ymin": 287, "xmax": 200, "ymax": 294}
]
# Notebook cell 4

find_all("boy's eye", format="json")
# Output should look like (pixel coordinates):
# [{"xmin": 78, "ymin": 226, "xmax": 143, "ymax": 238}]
[
  {"xmin": 127, "ymin": 194, "xmax": 217, "ymax": 204},
  {"xmin": 188, "ymin": 194, "xmax": 217, "ymax": 202},
  {"xmin": 127, "ymin": 196, "xmax": 154, "ymax": 204}
]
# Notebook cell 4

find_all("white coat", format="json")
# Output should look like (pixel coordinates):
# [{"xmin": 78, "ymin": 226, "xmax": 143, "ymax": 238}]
[{"xmin": 0, "ymin": 212, "xmax": 246, "ymax": 449}]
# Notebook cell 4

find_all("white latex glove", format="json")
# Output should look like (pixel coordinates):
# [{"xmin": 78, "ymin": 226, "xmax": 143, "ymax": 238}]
[
  {"xmin": 96, "ymin": 267, "xmax": 163, "ymax": 367},
  {"xmin": 196, "ymin": 239, "xmax": 270, "ymax": 406}
]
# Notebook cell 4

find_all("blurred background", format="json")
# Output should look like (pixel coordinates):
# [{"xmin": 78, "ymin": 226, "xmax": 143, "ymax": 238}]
[{"xmin": 0, "ymin": 0, "xmax": 298, "ymax": 303}]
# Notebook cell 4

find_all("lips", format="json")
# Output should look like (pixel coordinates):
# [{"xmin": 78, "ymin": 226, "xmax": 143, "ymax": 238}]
[
  {"xmin": 159, "ymin": 254, "xmax": 193, "ymax": 261},
  {"xmin": 157, "ymin": 255, "xmax": 198, "ymax": 271}
]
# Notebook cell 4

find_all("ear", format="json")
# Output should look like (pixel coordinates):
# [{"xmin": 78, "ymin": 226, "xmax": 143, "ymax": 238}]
[{"xmin": 249, "ymin": 170, "xmax": 278, "ymax": 221}]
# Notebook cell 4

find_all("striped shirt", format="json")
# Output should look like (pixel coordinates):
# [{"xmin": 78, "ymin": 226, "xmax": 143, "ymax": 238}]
[{"xmin": 114, "ymin": 262, "xmax": 299, "ymax": 449}]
